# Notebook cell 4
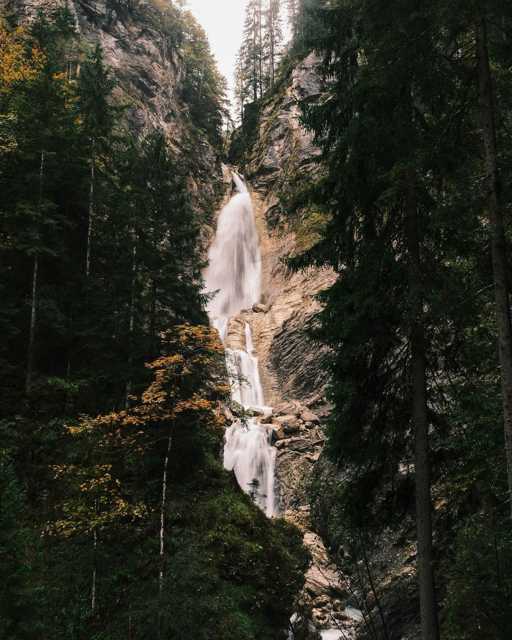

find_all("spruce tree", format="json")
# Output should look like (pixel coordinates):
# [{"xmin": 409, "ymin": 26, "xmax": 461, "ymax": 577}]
[{"xmin": 264, "ymin": 0, "xmax": 283, "ymax": 88}]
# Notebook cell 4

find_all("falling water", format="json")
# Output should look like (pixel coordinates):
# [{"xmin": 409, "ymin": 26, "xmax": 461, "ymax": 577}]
[
  {"xmin": 205, "ymin": 174, "xmax": 261, "ymax": 341},
  {"xmin": 204, "ymin": 172, "xmax": 276, "ymax": 517}
]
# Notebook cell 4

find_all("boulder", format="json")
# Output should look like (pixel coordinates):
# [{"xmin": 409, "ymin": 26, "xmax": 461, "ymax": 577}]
[
  {"xmin": 252, "ymin": 303, "xmax": 269, "ymax": 313},
  {"xmin": 223, "ymin": 406, "xmax": 234, "ymax": 422},
  {"xmin": 274, "ymin": 414, "xmax": 301, "ymax": 430},
  {"xmin": 274, "ymin": 401, "xmax": 302, "ymax": 416},
  {"xmin": 270, "ymin": 425, "xmax": 286, "ymax": 443},
  {"xmin": 301, "ymin": 409, "xmax": 320, "ymax": 424}
]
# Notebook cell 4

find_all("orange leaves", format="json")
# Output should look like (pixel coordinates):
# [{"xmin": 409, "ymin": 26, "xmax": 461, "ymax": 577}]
[
  {"xmin": 0, "ymin": 20, "xmax": 45, "ymax": 94},
  {"xmin": 52, "ymin": 324, "xmax": 229, "ymax": 541}
]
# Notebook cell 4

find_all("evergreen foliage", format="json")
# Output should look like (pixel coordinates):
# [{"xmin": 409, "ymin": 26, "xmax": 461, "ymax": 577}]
[
  {"xmin": 281, "ymin": 0, "xmax": 512, "ymax": 637},
  {"xmin": 0, "ymin": 4, "xmax": 307, "ymax": 637},
  {"xmin": 234, "ymin": 0, "xmax": 284, "ymax": 123}
]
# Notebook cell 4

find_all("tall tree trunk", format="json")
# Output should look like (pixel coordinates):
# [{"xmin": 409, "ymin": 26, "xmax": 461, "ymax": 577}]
[
  {"xmin": 406, "ymin": 174, "xmax": 440, "ymax": 640},
  {"xmin": 91, "ymin": 527, "xmax": 98, "ymax": 613},
  {"xmin": 91, "ymin": 497, "xmax": 99, "ymax": 615},
  {"xmin": 253, "ymin": 6, "xmax": 258, "ymax": 101},
  {"xmin": 476, "ymin": 13, "xmax": 512, "ymax": 518},
  {"xmin": 26, "ymin": 150, "xmax": 45, "ymax": 394},
  {"xmin": 86, "ymin": 141, "xmax": 95, "ymax": 278},
  {"xmin": 125, "ymin": 239, "xmax": 137, "ymax": 408},
  {"xmin": 150, "ymin": 278, "xmax": 157, "ymax": 360},
  {"xmin": 26, "ymin": 254, "xmax": 39, "ymax": 395},
  {"xmin": 258, "ymin": 0, "xmax": 264, "ymax": 97},
  {"xmin": 158, "ymin": 429, "xmax": 173, "ymax": 638}
]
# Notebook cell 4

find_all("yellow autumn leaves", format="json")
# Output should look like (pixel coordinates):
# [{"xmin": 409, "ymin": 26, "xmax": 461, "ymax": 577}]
[{"xmin": 0, "ymin": 20, "xmax": 45, "ymax": 95}]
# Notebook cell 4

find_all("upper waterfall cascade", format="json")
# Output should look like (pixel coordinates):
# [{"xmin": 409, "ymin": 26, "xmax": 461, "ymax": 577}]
[{"xmin": 204, "ymin": 172, "xmax": 276, "ymax": 517}]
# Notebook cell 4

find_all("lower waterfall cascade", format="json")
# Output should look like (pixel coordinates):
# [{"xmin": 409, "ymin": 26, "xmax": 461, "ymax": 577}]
[
  {"xmin": 204, "ymin": 171, "xmax": 356, "ymax": 639},
  {"xmin": 204, "ymin": 172, "xmax": 276, "ymax": 517}
]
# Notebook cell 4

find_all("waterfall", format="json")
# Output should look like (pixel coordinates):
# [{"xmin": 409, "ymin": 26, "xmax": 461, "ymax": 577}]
[
  {"xmin": 204, "ymin": 173, "xmax": 261, "ymax": 341},
  {"xmin": 204, "ymin": 172, "xmax": 276, "ymax": 517}
]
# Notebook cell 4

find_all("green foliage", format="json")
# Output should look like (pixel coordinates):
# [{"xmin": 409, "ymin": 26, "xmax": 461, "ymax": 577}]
[
  {"xmin": 280, "ymin": 0, "xmax": 512, "ymax": 634},
  {"xmin": 228, "ymin": 99, "xmax": 262, "ymax": 166},
  {"xmin": 443, "ymin": 518, "xmax": 512, "ymax": 640},
  {"xmin": 0, "ymin": 6, "xmax": 307, "ymax": 640},
  {"xmin": 0, "ymin": 5, "xmax": 217, "ymax": 412},
  {"xmin": 163, "ymin": 476, "xmax": 307, "ymax": 640},
  {"xmin": 234, "ymin": 1, "xmax": 285, "ymax": 124},
  {"xmin": 39, "ymin": 325, "xmax": 307, "ymax": 639},
  {"xmin": 0, "ymin": 451, "xmax": 40, "ymax": 639}
]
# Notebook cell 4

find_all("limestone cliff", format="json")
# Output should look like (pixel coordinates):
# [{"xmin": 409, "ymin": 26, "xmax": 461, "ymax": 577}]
[
  {"xmin": 235, "ymin": 51, "xmax": 422, "ymax": 640},
  {"xmin": 3, "ymin": 0, "xmax": 223, "ymax": 206},
  {"xmin": 225, "ymin": 53, "xmax": 361, "ymax": 638}
]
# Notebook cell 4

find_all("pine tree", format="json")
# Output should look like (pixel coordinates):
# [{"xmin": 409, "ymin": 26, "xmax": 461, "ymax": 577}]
[
  {"xmin": 246, "ymin": 0, "xmax": 264, "ymax": 101},
  {"xmin": 264, "ymin": 0, "xmax": 283, "ymax": 88},
  {"xmin": 78, "ymin": 44, "xmax": 115, "ymax": 279},
  {"xmin": 472, "ymin": 1, "xmax": 512, "ymax": 518},
  {"xmin": 287, "ymin": 1, "xmax": 502, "ymax": 636}
]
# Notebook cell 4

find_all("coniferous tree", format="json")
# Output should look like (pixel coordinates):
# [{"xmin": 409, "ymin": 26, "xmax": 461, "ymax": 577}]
[
  {"xmin": 264, "ymin": 0, "xmax": 283, "ymax": 88},
  {"xmin": 78, "ymin": 44, "xmax": 115, "ymax": 279}
]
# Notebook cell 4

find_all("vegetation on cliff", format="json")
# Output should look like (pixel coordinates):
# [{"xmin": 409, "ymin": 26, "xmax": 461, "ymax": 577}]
[
  {"xmin": 0, "ymin": 3, "xmax": 308, "ymax": 637},
  {"xmin": 268, "ymin": 1, "xmax": 512, "ymax": 638}
]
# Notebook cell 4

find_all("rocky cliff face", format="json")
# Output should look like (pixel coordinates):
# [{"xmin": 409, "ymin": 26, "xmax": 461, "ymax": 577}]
[
  {"xmin": 223, "ymin": 53, "xmax": 366, "ymax": 639},
  {"xmin": 3, "ymin": 0, "xmax": 222, "ymax": 206},
  {"xmin": 236, "ymin": 51, "xmax": 422, "ymax": 640}
]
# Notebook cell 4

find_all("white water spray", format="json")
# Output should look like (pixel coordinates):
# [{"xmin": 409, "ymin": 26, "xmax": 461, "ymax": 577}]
[
  {"xmin": 204, "ymin": 172, "xmax": 276, "ymax": 517},
  {"xmin": 205, "ymin": 174, "xmax": 261, "ymax": 341}
]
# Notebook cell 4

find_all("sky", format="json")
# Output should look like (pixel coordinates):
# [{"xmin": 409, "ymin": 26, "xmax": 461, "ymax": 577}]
[{"xmin": 184, "ymin": 0, "xmax": 250, "ymax": 96}]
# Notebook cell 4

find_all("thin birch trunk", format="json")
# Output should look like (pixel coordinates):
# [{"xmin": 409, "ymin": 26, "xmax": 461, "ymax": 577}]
[
  {"xmin": 86, "ymin": 141, "xmax": 95, "ymax": 278},
  {"xmin": 125, "ymin": 239, "xmax": 137, "ymax": 408},
  {"xmin": 26, "ymin": 150, "xmax": 45, "ymax": 394},
  {"xmin": 159, "ymin": 430, "xmax": 173, "ymax": 594},
  {"xmin": 91, "ymin": 497, "xmax": 99, "ymax": 614},
  {"xmin": 91, "ymin": 527, "xmax": 97, "ymax": 613},
  {"xmin": 158, "ymin": 429, "xmax": 173, "ymax": 638}
]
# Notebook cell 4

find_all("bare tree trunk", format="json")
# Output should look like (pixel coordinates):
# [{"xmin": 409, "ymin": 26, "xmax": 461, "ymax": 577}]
[
  {"xmin": 25, "ymin": 254, "xmax": 39, "ymax": 395},
  {"xmin": 125, "ymin": 239, "xmax": 137, "ymax": 408},
  {"xmin": 258, "ymin": 0, "xmax": 264, "ymax": 97},
  {"xmin": 91, "ymin": 497, "xmax": 99, "ymax": 615},
  {"xmin": 150, "ymin": 278, "xmax": 157, "ymax": 359},
  {"xmin": 159, "ymin": 431, "xmax": 172, "ymax": 593},
  {"xmin": 252, "ymin": 5, "xmax": 259, "ymax": 101},
  {"xmin": 359, "ymin": 533, "xmax": 391, "ymax": 640},
  {"xmin": 406, "ymin": 174, "xmax": 440, "ymax": 640},
  {"xmin": 158, "ymin": 429, "xmax": 173, "ymax": 638},
  {"xmin": 86, "ymin": 141, "xmax": 95, "ymax": 278},
  {"xmin": 476, "ymin": 13, "xmax": 512, "ymax": 518},
  {"xmin": 91, "ymin": 528, "xmax": 97, "ymax": 613},
  {"xmin": 26, "ymin": 150, "xmax": 45, "ymax": 394},
  {"xmin": 128, "ymin": 609, "xmax": 133, "ymax": 640}
]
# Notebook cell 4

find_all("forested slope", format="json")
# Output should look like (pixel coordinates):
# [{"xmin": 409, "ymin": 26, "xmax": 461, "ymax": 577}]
[
  {"xmin": 232, "ymin": 0, "xmax": 512, "ymax": 638},
  {"xmin": 0, "ymin": 2, "xmax": 307, "ymax": 637}
]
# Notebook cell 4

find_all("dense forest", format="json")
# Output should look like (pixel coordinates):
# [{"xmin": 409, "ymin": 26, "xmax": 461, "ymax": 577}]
[
  {"xmin": 0, "ymin": 2, "xmax": 306, "ymax": 638},
  {"xmin": 280, "ymin": 0, "xmax": 512, "ymax": 638},
  {"xmin": 234, "ymin": 0, "xmax": 512, "ymax": 638},
  {"xmin": 2, "ymin": 0, "xmax": 512, "ymax": 639}
]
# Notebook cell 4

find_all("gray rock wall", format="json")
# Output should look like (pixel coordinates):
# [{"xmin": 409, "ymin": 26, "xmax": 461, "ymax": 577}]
[{"xmin": 2, "ymin": 0, "xmax": 223, "ymax": 206}]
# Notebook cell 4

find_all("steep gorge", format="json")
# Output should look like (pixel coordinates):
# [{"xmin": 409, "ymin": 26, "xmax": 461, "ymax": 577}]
[
  {"xmin": 213, "ymin": 54, "xmax": 363, "ymax": 639},
  {"xmin": 222, "ymin": 49, "xmax": 425, "ymax": 640}
]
